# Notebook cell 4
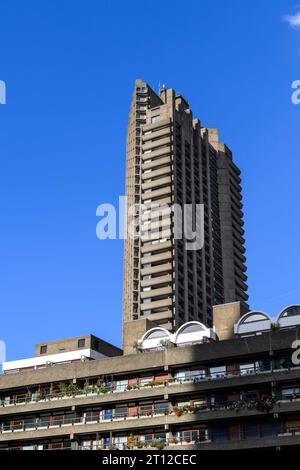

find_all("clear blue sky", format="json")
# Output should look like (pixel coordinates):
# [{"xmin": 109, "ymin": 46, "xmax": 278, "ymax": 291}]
[{"xmin": 0, "ymin": 0, "xmax": 299, "ymax": 361}]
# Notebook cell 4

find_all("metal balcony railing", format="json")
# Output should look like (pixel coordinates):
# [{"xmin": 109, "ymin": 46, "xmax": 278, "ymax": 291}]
[
  {"xmin": 0, "ymin": 394, "xmax": 293, "ymax": 435},
  {"xmin": 1, "ymin": 365, "xmax": 297, "ymax": 409}
]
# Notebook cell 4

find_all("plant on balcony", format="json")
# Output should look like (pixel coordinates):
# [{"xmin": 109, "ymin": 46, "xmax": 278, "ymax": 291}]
[
  {"xmin": 126, "ymin": 383, "xmax": 139, "ymax": 390},
  {"xmin": 142, "ymin": 382, "xmax": 152, "ymax": 388},
  {"xmin": 271, "ymin": 322, "xmax": 280, "ymax": 332},
  {"xmin": 168, "ymin": 437, "xmax": 178, "ymax": 445},
  {"xmin": 58, "ymin": 382, "xmax": 68, "ymax": 395},
  {"xmin": 159, "ymin": 339, "xmax": 176, "ymax": 349},
  {"xmin": 67, "ymin": 383, "xmax": 80, "ymax": 396},
  {"xmin": 168, "ymin": 377, "xmax": 176, "ymax": 383},
  {"xmin": 153, "ymin": 381, "xmax": 164, "ymax": 387},
  {"xmin": 136, "ymin": 441, "xmax": 145, "ymax": 449},
  {"xmin": 255, "ymin": 398, "xmax": 274, "ymax": 412},
  {"xmin": 108, "ymin": 444, "xmax": 118, "ymax": 450},
  {"xmin": 98, "ymin": 386, "xmax": 109, "ymax": 394},
  {"xmin": 133, "ymin": 341, "xmax": 141, "ymax": 352},
  {"xmin": 82, "ymin": 380, "xmax": 94, "ymax": 395},
  {"xmin": 142, "ymin": 380, "xmax": 165, "ymax": 388},
  {"xmin": 174, "ymin": 407, "xmax": 184, "ymax": 417},
  {"xmin": 57, "ymin": 382, "xmax": 79, "ymax": 397},
  {"xmin": 152, "ymin": 440, "xmax": 165, "ymax": 450},
  {"xmin": 127, "ymin": 434, "xmax": 139, "ymax": 448}
]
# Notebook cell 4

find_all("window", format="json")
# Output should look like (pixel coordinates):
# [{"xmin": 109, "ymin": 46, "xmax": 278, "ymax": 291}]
[
  {"xmin": 178, "ymin": 323, "xmax": 204, "ymax": 334},
  {"xmin": 243, "ymin": 313, "xmax": 268, "ymax": 323},
  {"xmin": 115, "ymin": 380, "xmax": 128, "ymax": 392},
  {"xmin": 239, "ymin": 363, "xmax": 255, "ymax": 375},
  {"xmin": 243, "ymin": 424, "xmax": 259, "ymax": 439},
  {"xmin": 78, "ymin": 339, "xmax": 86, "ymax": 349},
  {"xmin": 282, "ymin": 386, "xmax": 300, "ymax": 398},
  {"xmin": 40, "ymin": 345, "xmax": 47, "ymax": 355},
  {"xmin": 280, "ymin": 306, "xmax": 300, "ymax": 318},
  {"xmin": 146, "ymin": 330, "xmax": 168, "ymax": 339},
  {"xmin": 210, "ymin": 366, "xmax": 226, "ymax": 378},
  {"xmin": 151, "ymin": 115, "xmax": 160, "ymax": 123}
]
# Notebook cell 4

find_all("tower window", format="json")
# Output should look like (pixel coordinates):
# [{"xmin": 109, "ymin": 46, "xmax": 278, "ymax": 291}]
[
  {"xmin": 151, "ymin": 115, "xmax": 160, "ymax": 123},
  {"xmin": 40, "ymin": 345, "xmax": 47, "ymax": 355},
  {"xmin": 78, "ymin": 338, "xmax": 86, "ymax": 349}
]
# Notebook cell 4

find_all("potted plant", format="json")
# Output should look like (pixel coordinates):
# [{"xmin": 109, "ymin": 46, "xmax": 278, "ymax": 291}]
[
  {"xmin": 152, "ymin": 440, "xmax": 165, "ymax": 450},
  {"xmin": 174, "ymin": 408, "xmax": 184, "ymax": 417},
  {"xmin": 169, "ymin": 437, "xmax": 178, "ymax": 445},
  {"xmin": 271, "ymin": 322, "xmax": 280, "ymax": 332},
  {"xmin": 133, "ymin": 341, "xmax": 141, "ymax": 352},
  {"xmin": 127, "ymin": 434, "xmax": 138, "ymax": 448},
  {"xmin": 58, "ymin": 382, "xmax": 68, "ymax": 396}
]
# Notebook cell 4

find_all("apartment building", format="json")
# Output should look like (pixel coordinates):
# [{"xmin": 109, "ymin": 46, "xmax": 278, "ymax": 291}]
[
  {"xmin": 1, "ymin": 303, "xmax": 300, "ymax": 451},
  {"xmin": 122, "ymin": 79, "xmax": 248, "ymax": 339}
]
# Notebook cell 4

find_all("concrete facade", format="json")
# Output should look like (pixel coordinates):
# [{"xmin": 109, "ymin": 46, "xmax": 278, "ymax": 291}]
[
  {"xmin": 0, "ymin": 329, "xmax": 300, "ymax": 450},
  {"xmin": 213, "ymin": 302, "xmax": 246, "ymax": 340},
  {"xmin": 35, "ymin": 335, "xmax": 122, "ymax": 358},
  {"xmin": 122, "ymin": 80, "xmax": 249, "ymax": 352}
]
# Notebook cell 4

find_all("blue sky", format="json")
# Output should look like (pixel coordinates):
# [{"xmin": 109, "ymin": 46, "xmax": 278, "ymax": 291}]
[{"xmin": 0, "ymin": 0, "xmax": 299, "ymax": 361}]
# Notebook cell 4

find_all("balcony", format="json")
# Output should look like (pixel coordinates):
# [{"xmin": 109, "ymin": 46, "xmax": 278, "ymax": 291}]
[
  {"xmin": 140, "ymin": 298, "xmax": 172, "ymax": 312},
  {"xmin": 141, "ymin": 274, "xmax": 172, "ymax": 288},
  {"xmin": 140, "ymin": 218, "xmax": 172, "ymax": 235},
  {"xmin": 79, "ymin": 436, "xmax": 208, "ymax": 451},
  {"xmin": 141, "ymin": 262, "xmax": 172, "ymax": 276},
  {"xmin": 142, "ymin": 156, "xmax": 171, "ymax": 171},
  {"xmin": 2, "ymin": 366, "xmax": 300, "ymax": 421},
  {"xmin": 140, "ymin": 251, "xmax": 172, "ymax": 265},
  {"xmin": 142, "ymin": 176, "xmax": 172, "ymax": 191},
  {"xmin": 140, "ymin": 286, "xmax": 173, "ymax": 300},
  {"xmin": 142, "ymin": 128, "xmax": 171, "ymax": 143},
  {"xmin": 141, "ymin": 166, "xmax": 171, "ymax": 181},
  {"xmin": 141, "ymin": 186, "xmax": 172, "ymax": 201},
  {"xmin": 141, "ymin": 240, "xmax": 172, "ymax": 254},
  {"xmin": 142, "ymin": 146, "xmax": 172, "ymax": 161}
]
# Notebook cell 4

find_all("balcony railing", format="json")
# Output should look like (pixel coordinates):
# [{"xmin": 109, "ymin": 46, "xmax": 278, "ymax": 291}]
[
  {"xmin": 78, "ymin": 428, "xmax": 300, "ymax": 449},
  {"xmin": 0, "ymin": 409, "xmax": 171, "ymax": 434},
  {"xmin": 0, "ymin": 365, "xmax": 296, "ymax": 409},
  {"xmin": 79, "ymin": 437, "xmax": 209, "ymax": 450},
  {"xmin": 0, "ymin": 395, "xmax": 289, "ymax": 435},
  {"xmin": 2, "ymin": 426, "xmax": 300, "ymax": 450}
]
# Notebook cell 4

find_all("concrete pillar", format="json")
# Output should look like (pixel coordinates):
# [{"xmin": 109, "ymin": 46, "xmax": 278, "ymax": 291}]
[
  {"xmin": 122, "ymin": 318, "xmax": 156, "ymax": 355},
  {"xmin": 213, "ymin": 301, "xmax": 246, "ymax": 340}
]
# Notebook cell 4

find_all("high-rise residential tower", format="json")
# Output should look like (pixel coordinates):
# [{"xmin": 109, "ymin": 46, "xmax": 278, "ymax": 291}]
[{"xmin": 122, "ymin": 79, "xmax": 248, "ymax": 336}]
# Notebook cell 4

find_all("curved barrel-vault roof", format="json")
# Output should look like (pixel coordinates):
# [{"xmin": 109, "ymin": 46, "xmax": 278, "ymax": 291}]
[{"xmin": 234, "ymin": 311, "xmax": 272, "ymax": 336}]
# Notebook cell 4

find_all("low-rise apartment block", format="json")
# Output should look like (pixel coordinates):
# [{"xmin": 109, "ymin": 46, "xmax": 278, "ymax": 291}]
[{"xmin": 1, "ymin": 303, "xmax": 300, "ymax": 451}]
